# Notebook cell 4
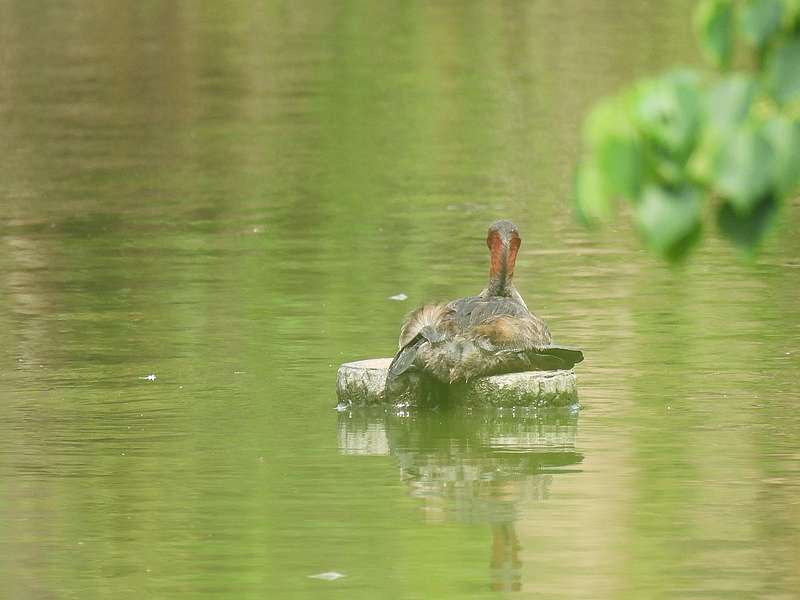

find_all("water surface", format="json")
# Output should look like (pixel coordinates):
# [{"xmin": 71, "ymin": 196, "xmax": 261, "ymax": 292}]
[{"xmin": 1, "ymin": 2, "xmax": 799, "ymax": 598}]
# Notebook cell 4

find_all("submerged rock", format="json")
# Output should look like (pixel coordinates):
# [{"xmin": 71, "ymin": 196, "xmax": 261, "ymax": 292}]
[{"xmin": 336, "ymin": 358, "xmax": 577, "ymax": 408}]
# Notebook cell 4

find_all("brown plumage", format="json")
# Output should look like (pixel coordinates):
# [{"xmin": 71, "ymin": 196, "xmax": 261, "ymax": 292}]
[{"xmin": 386, "ymin": 220, "xmax": 582, "ymax": 395}]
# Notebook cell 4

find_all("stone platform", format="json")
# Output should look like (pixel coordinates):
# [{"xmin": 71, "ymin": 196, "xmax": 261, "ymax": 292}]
[{"xmin": 336, "ymin": 358, "xmax": 578, "ymax": 408}]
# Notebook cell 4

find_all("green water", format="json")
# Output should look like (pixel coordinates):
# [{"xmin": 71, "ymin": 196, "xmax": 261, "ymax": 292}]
[{"xmin": 1, "ymin": 2, "xmax": 799, "ymax": 598}]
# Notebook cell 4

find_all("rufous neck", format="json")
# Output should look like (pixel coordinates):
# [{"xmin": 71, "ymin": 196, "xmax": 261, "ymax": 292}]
[{"xmin": 487, "ymin": 237, "xmax": 519, "ymax": 295}]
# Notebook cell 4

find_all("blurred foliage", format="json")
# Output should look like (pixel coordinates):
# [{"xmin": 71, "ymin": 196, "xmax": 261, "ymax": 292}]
[{"xmin": 576, "ymin": 0, "xmax": 800, "ymax": 260}]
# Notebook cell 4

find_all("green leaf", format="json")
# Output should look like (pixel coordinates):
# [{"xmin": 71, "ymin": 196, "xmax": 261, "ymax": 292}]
[
  {"xmin": 695, "ymin": 0, "xmax": 735, "ymax": 68},
  {"xmin": 740, "ymin": 0, "xmax": 784, "ymax": 49},
  {"xmin": 688, "ymin": 131, "xmax": 721, "ymax": 184},
  {"xmin": 765, "ymin": 37, "xmax": 800, "ymax": 105},
  {"xmin": 762, "ymin": 116, "xmax": 800, "ymax": 195},
  {"xmin": 633, "ymin": 72, "xmax": 703, "ymax": 161},
  {"xmin": 707, "ymin": 74, "xmax": 758, "ymax": 131},
  {"xmin": 635, "ymin": 185, "xmax": 703, "ymax": 260},
  {"xmin": 787, "ymin": 0, "xmax": 800, "ymax": 27},
  {"xmin": 584, "ymin": 97, "xmax": 632, "ymax": 147},
  {"xmin": 690, "ymin": 74, "xmax": 758, "ymax": 184},
  {"xmin": 596, "ymin": 136, "xmax": 643, "ymax": 200},
  {"xmin": 574, "ymin": 160, "xmax": 613, "ymax": 225},
  {"xmin": 712, "ymin": 127, "xmax": 774, "ymax": 214},
  {"xmin": 584, "ymin": 98, "xmax": 643, "ymax": 200},
  {"xmin": 717, "ymin": 194, "xmax": 779, "ymax": 251}
]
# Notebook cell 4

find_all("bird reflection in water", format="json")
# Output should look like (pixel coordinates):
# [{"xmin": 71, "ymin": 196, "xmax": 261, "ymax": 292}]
[{"xmin": 338, "ymin": 405, "xmax": 582, "ymax": 592}]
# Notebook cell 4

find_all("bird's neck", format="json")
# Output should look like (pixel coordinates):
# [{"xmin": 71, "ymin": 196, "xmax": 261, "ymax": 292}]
[
  {"xmin": 486, "ymin": 276, "xmax": 513, "ymax": 297},
  {"xmin": 480, "ymin": 281, "xmax": 528, "ymax": 310},
  {"xmin": 487, "ymin": 239, "xmax": 518, "ymax": 296}
]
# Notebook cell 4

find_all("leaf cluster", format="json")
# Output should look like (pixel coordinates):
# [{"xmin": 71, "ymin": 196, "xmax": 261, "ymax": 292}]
[{"xmin": 576, "ymin": 0, "xmax": 800, "ymax": 260}]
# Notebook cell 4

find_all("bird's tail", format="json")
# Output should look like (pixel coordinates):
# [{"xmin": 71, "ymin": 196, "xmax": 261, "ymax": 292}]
[
  {"xmin": 397, "ymin": 304, "xmax": 448, "ymax": 347},
  {"xmin": 386, "ymin": 304, "xmax": 449, "ymax": 397}
]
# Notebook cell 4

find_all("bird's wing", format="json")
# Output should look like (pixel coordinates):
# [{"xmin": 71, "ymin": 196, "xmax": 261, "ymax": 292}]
[
  {"xmin": 469, "ymin": 313, "xmax": 582, "ymax": 369},
  {"xmin": 469, "ymin": 313, "xmax": 552, "ymax": 352},
  {"xmin": 523, "ymin": 345, "xmax": 584, "ymax": 370}
]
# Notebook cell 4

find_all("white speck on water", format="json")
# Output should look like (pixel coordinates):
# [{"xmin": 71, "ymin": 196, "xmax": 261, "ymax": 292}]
[
  {"xmin": 139, "ymin": 374, "xmax": 156, "ymax": 381},
  {"xmin": 388, "ymin": 293, "xmax": 408, "ymax": 301},
  {"xmin": 308, "ymin": 572, "xmax": 346, "ymax": 581}
]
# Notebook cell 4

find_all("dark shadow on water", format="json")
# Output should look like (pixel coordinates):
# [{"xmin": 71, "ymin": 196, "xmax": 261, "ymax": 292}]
[{"xmin": 338, "ymin": 404, "xmax": 582, "ymax": 592}]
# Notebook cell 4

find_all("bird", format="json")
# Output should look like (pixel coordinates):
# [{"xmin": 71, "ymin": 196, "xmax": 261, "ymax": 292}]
[{"xmin": 385, "ymin": 220, "xmax": 583, "ymax": 400}]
